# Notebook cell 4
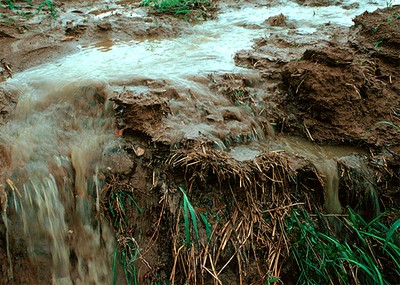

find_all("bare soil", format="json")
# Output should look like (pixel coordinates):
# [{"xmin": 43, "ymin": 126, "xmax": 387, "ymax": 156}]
[
  {"xmin": 0, "ymin": 1, "xmax": 400, "ymax": 285},
  {"xmin": 237, "ymin": 6, "xmax": 400, "ymax": 148}
]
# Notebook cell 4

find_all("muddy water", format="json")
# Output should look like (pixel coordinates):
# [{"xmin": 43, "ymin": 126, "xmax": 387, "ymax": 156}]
[
  {"xmin": 273, "ymin": 136, "xmax": 363, "ymax": 214},
  {"xmin": 0, "ymin": 0, "xmax": 393, "ymax": 283},
  {"xmin": 19, "ymin": 0, "xmax": 393, "ymax": 80},
  {"xmin": 1, "ymin": 80, "xmax": 119, "ymax": 284},
  {"xmin": 229, "ymin": 136, "xmax": 364, "ymax": 213}
]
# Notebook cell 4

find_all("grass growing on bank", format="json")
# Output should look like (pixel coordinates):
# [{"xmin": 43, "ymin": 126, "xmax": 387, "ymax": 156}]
[
  {"xmin": 287, "ymin": 207, "xmax": 400, "ymax": 285},
  {"xmin": 102, "ymin": 175, "xmax": 142, "ymax": 285},
  {"xmin": 0, "ymin": 0, "xmax": 57, "ymax": 19},
  {"xmin": 141, "ymin": 0, "xmax": 216, "ymax": 18},
  {"xmin": 102, "ymin": 144, "xmax": 400, "ymax": 284}
]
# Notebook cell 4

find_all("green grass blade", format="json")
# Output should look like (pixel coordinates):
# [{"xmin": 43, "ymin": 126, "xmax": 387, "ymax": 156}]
[
  {"xmin": 338, "ymin": 257, "xmax": 377, "ymax": 282},
  {"xmin": 178, "ymin": 186, "xmax": 199, "ymax": 245},
  {"xmin": 200, "ymin": 212, "xmax": 211, "ymax": 240},
  {"xmin": 383, "ymin": 249, "xmax": 400, "ymax": 271},
  {"xmin": 127, "ymin": 193, "xmax": 142, "ymax": 214},
  {"xmin": 182, "ymin": 193, "xmax": 190, "ymax": 245},
  {"xmin": 356, "ymin": 245, "xmax": 384, "ymax": 285},
  {"xmin": 384, "ymin": 219, "xmax": 400, "ymax": 250},
  {"xmin": 185, "ymin": 195, "xmax": 199, "ymax": 240},
  {"xmin": 376, "ymin": 121, "xmax": 400, "ymax": 131},
  {"xmin": 6, "ymin": 0, "xmax": 15, "ymax": 10}
]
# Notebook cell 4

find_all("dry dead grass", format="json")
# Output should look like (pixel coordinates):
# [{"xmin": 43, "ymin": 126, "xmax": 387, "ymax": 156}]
[{"xmin": 163, "ymin": 144, "xmax": 301, "ymax": 284}]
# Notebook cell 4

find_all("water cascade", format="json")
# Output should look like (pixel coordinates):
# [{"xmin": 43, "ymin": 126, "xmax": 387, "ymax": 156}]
[
  {"xmin": 338, "ymin": 155, "xmax": 380, "ymax": 220},
  {"xmin": 1, "ymin": 80, "xmax": 120, "ymax": 284},
  {"xmin": 1, "ymin": 210, "xmax": 12, "ymax": 280},
  {"xmin": 314, "ymin": 159, "xmax": 342, "ymax": 214},
  {"xmin": 269, "ymin": 137, "xmax": 365, "ymax": 214}
]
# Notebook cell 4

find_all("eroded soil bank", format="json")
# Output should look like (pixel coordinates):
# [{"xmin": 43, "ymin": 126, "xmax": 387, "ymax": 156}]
[
  {"xmin": 1, "ymin": 1, "xmax": 400, "ymax": 284},
  {"xmin": 106, "ymin": 6, "xmax": 400, "ymax": 283}
]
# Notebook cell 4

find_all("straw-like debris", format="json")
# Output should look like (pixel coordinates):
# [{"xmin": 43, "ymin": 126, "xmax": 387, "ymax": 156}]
[{"xmin": 137, "ymin": 144, "xmax": 318, "ymax": 284}]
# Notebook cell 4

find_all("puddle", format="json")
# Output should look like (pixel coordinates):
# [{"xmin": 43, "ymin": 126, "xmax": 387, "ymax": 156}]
[{"xmin": 83, "ymin": 38, "xmax": 116, "ymax": 52}]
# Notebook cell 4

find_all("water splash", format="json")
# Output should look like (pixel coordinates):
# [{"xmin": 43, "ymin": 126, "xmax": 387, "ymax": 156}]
[
  {"xmin": 18, "ymin": 176, "xmax": 70, "ymax": 281},
  {"xmin": 0, "ymin": 79, "xmax": 121, "ymax": 284},
  {"xmin": 1, "ymin": 210, "xmax": 12, "ymax": 281},
  {"xmin": 314, "ymin": 159, "xmax": 342, "ymax": 214}
]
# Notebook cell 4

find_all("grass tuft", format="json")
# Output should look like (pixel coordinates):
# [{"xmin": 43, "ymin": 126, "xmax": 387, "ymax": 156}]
[
  {"xmin": 141, "ymin": 0, "xmax": 215, "ymax": 19},
  {"xmin": 287, "ymin": 207, "xmax": 400, "ymax": 284},
  {"xmin": 37, "ymin": 0, "xmax": 56, "ymax": 19},
  {"xmin": 1, "ymin": 0, "xmax": 57, "ymax": 20},
  {"xmin": 384, "ymin": 218, "xmax": 400, "ymax": 250}
]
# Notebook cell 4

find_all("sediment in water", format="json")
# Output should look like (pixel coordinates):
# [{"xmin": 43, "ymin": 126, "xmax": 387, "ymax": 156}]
[{"xmin": 0, "ymin": 80, "xmax": 126, "ymax": 284}]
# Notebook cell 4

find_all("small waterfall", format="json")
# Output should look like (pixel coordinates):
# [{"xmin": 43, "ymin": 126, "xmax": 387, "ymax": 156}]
[
  {"xmin": 338, "ymin": 155, "xmax": 380, "ymax": 220},
  {"xmin": 314, "ymin": 159, "xmax": 342, "ymax": 214},
  {"xmin": 17, "ymin": 175, "xmax": 71, "ymax": 282},
  {"xmin": 1, "ymin": 211, "xmax": 12, "ymax": 281},
  {"xmin": 0, "ymin": 78, "xmax": 121, "ymax": 284},
  {"xmin": 273, "ymin": 136, "xmax": 365, "ymax": 215},
  {"xmin": 11, "ymin": 169, "xmax": 115, "ymax": 284}
]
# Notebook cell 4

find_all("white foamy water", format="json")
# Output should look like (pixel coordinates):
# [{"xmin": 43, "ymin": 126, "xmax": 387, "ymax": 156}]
[{"xmin": 7, "ymin": 0, "xmax": 392, "ymax": 84}]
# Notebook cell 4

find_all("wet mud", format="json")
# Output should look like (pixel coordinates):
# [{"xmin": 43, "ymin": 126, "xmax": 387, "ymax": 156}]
[
  {"xmin": 0, "ymin": 0, "xmax": 193, "ymax": 74},
  {"xmin": 238, "ymin": 5, "xmax": 400, "ymax": 147},
  {"xmin": 0, "ymin": 1, "xmax": 400, "ymax": 284},
  {"xmin": 103, "ymin": 5, "xmax": 400, "ymax": 284}
]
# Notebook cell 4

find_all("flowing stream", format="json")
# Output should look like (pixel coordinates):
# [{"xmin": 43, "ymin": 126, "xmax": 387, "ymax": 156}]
[
  {"xmin": 0, "ymin": 0, "xmax": 393, "ymax": 283},
  {"xmin": 1, "ymin": 81, "xmax": 118, "ymax": 284}
]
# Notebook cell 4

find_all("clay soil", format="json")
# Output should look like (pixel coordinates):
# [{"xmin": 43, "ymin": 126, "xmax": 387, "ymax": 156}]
[{"xmin": 1, "ymin": 1, "xmax": 400, "ymax": 284}]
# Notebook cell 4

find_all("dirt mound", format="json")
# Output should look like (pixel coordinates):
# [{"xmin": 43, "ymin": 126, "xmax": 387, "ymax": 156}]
[
  {"xmin": 349, "ymin": 6, "xmax": 400, "ymax": 66},
  {"xmin": 234, "ymin": 6, "xmax": 400, "ymax": 148},
  {"xmin": 294, "ymin": 0, "xmax": 342, "ymax": 6},
  {"xmin": 110, "ymin": 76, "xmax": 269, "ymax": 147},
  {"xmin": 279, "ymin": 47, "xmax": 400, "ymax": 146},
  {"xmin": 269, "ymin": 6, "xmax": 400, "ymax": 147},
  {"xmin": 112, "ymin": 88, "xmax": 171, "ymax": 139}
]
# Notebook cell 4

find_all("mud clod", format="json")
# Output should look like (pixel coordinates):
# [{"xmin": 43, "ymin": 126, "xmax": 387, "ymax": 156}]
[
  {"xmin": 112, "ymin": 90, "xmax": 170, "ymax": 138},
  {"xmin": 264, "ymin": 13, "xmax": 290, "ymax": 27},
  {"xmin": 349, "ymin": 6, "xmax": 400, "ymax": 66}
]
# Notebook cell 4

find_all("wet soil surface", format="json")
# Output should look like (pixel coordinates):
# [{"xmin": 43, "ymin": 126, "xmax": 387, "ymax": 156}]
[
  {"xmin": 236, "ymin": 5, "xmax": 400, "ymax": 147},
  {"xmin": 107, "ymin": 5, "xmax": 400, "ymax": 284},
  {"xmin": 1, "ymin": 1, "xmax": 400, "ymax": 284},
  {"xmin": 0, "ymin": 0, "xmax": 196, "ymax": 75}
]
